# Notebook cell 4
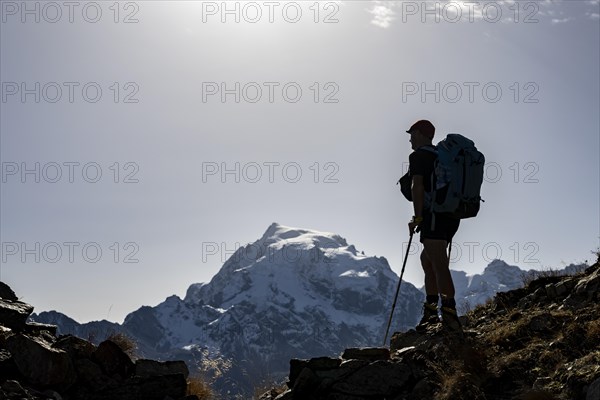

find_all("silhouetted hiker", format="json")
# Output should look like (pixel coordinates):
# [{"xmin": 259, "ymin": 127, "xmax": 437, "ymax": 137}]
[{"xmin": 403, "ymin": 120, "xmax": 462, "ymax": 333}]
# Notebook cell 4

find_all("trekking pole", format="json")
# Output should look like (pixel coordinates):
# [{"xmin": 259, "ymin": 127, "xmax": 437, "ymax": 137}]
[{"xmin": 383, "ymin": 232, "xmax": 414, "ymax": 347}]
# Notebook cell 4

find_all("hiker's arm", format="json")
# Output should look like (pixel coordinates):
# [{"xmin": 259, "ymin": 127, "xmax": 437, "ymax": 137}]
[{"xmin": 411, "ymin": 175, "xmax": 425, "ymax": 218}]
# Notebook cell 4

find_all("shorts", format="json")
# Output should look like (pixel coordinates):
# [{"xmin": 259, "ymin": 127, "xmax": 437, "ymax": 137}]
[{"xmin": 419, "ymin": 212, "xmax": 460, "ymax": 243}]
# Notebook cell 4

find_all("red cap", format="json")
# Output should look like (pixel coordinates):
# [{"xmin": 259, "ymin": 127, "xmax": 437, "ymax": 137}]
[{"xmin": 406, "ymin": 120, "xmax": 435, "ymax": 140}]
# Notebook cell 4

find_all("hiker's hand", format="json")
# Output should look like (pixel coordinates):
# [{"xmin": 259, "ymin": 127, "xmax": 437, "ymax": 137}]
[{"xmin": 408, "ymin": 220, "xmax": 421, "ymax": 235}]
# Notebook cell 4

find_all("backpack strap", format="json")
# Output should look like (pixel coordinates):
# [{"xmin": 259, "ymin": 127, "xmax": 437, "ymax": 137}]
[
  {"xmin": 417, "ymin": 145, "xmax": 438, "ymax": 231},
  {"xmin": 416, "ymin": 144, "xmax": 438, "ymax": 155},
  {"xmin": 430, "ymin": 172, "xmax": 436, "ymax": 232}
]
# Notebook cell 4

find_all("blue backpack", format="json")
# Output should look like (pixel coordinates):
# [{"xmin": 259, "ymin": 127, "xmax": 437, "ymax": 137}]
[{"xmin": 421, "ymin": 133, "xmax": 485, "ymax": 219}]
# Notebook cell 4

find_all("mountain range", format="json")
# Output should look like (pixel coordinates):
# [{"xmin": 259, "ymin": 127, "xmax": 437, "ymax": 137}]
[{"xmin": 30, "ymin": 223, "xmax": 587, "ymax": 397}]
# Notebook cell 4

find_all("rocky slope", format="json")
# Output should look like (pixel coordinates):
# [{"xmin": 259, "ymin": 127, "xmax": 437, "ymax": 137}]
[
  {"xmin": 260, "ymin": 258, "xmax": 600, "ymax": 400},
  {"xmin": 0, "ymin": 282, "xmax": 199, "ymax": 400}
]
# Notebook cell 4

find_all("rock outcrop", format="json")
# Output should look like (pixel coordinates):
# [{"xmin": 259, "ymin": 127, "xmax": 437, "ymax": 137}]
[
  {"xmin": 0, "ymin": 283, "xmax": 199, "ymax": 400},
  {"xmin": 261, "ymin": 261, "xmax": 600, "ymax": 400}
]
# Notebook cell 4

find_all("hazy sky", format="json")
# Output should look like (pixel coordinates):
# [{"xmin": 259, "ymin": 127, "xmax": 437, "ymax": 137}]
[{"xmin": 1, "ymin": 0, "xmax": 599, "ymax": 323}]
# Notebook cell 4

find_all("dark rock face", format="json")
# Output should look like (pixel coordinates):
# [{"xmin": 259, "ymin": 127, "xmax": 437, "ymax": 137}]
[
  {"xmin": 0, "ymin": 282, "xmax": 18, "ymax": 302},
  {"xmin": 53, "ymin": 334, "xmax": 96, "ymax": 360},
  {"xmin": 0, "ymin": 299, "xmax": 34, "ymax": 331},
  {"xmin": 274, "ymin": 346, "xmax": 416, "ymax": 400},
  {"xmin": 0, "ymin": 281, "xmax": 195, "ymax": 400},
  {"xmin": 5, "ymin": 333, "xmax": 77, "ymax": 389},
  {"xmin": 92, "ymin": 340, "xmax": 135, "ymax": 379},
  {"xmin": 69, "ymin": 373, "xmax": 187, "ymax": 400},
  {"xmin": 135, "ymin": 359, "xmax": 189, "ymax": 379}
]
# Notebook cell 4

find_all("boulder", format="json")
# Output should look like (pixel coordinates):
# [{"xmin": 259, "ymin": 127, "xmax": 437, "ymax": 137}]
[
  {"xmin": 75, "ymin": 373, "xmax": 187, "ymax": 400},
  {"xmin": 92, "ymin": 340, "xmax": 135, "ymax": 379},
  {"xmin": 289, "ymin": 357, "xmax": 341, "ymax": 387},
  {"xmin": 274, "ymin": 390, "xmax": 293, "ymax": 400},
  {"xmin": 23, "ymin": 322, "xmax": 57, "ymax": 337},
  {"xmin": 587, "ymin": 376, "xmax": 600, "ymax": 400},
  {"xmin": 575, "ymin": 268, "xmax": 600, "ymax": 299},
  {"xmin": 341, "ymin": 347, "xmax": 390, "ymax": 362},
  {"xmin": 134, "ymin": 359, "xmax": 189, "ymax": 379},
  {"xmin": 329, "ymin": 360, "xmax": 413, "ymax": 397},
  {"xmin": 73, "ymin": 358, "xmax": 117, "ymax": 392},
  {"xmin": 292, "ymin": 367, "xmax": 319, "ymax": 397},
  {"xmin": 314, "ymin": 359, "xmax": 369, "ymax": 382},
  {"xmin": 1, "ymin": 379, "xmax": 30, "ymax": 398},
  {"xmin": 0, "ymin": 282, "xmax": 18, "ymax": 301},
  {"xmin": 5, "ymin": 333, "xmax": 76, "ymax": 389},
  {"xmin": 53, "ymin": 334, "xmax": 96, "ymax": 359},
  {"xmin": 0, "ymin": 299, "xmax": 34, "ymax": 331},
  {"xmin": 0, "ymin": 349, "xmax": 20, "ymax": 380},
  {"xmin": 390, "ymin": 329, "xmax": 433, "ymax": 352}
]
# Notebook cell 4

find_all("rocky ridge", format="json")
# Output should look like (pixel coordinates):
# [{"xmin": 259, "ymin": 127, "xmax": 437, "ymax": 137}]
[
  {"xmin": 0, "ymin": 281, "xmax": 199, "ymax": 400},
  {"xmin": 260, "ymin": 259, "xmax": 600, "ymax": 400}
]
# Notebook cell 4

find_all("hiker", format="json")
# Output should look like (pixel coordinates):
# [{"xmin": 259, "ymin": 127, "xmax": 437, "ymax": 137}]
[{"xmin": 404, "ymin": 120, "xmax": 462, "ymax": 333}]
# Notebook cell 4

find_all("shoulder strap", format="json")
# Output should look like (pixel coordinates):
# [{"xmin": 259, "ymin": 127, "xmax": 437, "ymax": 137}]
[{"xmin": 416, "ymin": 145, "xmax": 438, "ymax": 155}]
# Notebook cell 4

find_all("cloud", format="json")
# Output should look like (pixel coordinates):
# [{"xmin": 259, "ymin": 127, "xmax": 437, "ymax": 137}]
[
  {"xmin": 367, "ymin": 1, "xmax": 396, "ymax": 28},
  {"xmin": 364, "ymin": 0, "xmax": 596, "ymax": 28},
  {"xmin": 551, "ymin": 17, "xmax": 572, "ymax": 24}
]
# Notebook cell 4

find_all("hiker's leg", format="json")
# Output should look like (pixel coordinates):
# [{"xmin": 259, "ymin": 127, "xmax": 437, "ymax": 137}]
[
  {"xmin": 422, "ymin": 238, "xmax": 455, "ymax": 298},
  {"xmin": 420, "ymin": 249, "xmax": 438, "ymax": 295}
]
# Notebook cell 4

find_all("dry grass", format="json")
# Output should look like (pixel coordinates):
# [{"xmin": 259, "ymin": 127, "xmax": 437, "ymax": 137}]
[
  {"xmin": 585, "ymin": 319, "xmax": 600, "ymax": 345},
  {"xmin": 436, "ymin": 262, "xmax": 600, "ymax": 400},
  {"xmin": 106, "ymin": 332, "xmax": 138, "ymax": 359},
  {"xmin": 428, "ymin": 338, "xmax": 489, "ymax": 400},
  {"xmin": 187, "ymin": 375, "xmax": 215, "ymax": 400},
  {"xmin": 520, "ymin": 267, "xmax": 563, "ymax": 288},
  {"xmin": 456, "ymin": 298, "xmax": 473, "ymax": 316},
  {"xmin": 437, "ymin": 369, "xmax": 487, "ymax": 400}
]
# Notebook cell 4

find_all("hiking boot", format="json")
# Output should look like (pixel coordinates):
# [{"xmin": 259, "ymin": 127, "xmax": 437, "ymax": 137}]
[
  {"xmin": 441, "ymin": 306, "xmax": 463, "ymax": 334},
  {"xmin": 415, "ymin": 302, "xmax": 439, "ymax": 332}
]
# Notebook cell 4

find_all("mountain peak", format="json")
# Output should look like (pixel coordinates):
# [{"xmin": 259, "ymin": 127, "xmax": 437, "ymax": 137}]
[
  {"xmin": 483, "ymin": 259, "xmax": 520, "ymax": 273},
  {"xmin": 259, "ymin": 222, "xmax": 348, "ymax": 248}
]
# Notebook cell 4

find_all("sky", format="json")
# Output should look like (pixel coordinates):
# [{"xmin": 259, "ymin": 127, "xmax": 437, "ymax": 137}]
[{"xmin": 1, "ymin": 0, "xmax": 599, "ymax": 323}]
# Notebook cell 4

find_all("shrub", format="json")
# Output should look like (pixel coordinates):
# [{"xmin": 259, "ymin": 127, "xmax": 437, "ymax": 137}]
[
  {"xmin": 187, "ymin": 375, "xmax": 214, "ymax": 400},
  {"xmin": 106, "ymin": 332, "xmax": 138, "ymax": 359}
]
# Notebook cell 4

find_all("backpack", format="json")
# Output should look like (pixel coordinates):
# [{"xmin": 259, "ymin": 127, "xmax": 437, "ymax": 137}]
[{"xmin": 422, "ymin": 133, "xmax": 485, "ymax": 219}]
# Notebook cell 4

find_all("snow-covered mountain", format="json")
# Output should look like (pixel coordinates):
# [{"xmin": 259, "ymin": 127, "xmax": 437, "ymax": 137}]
[
  {"xmin": 448, "ymin": 259, "xmax": 587, "ymax": 312},
  {"xmin": 450, "ymin": 259, "xmax": 524, "ymax": 311},
  {"xmin": 32, "ymin": 223, "xmax": 425, "ymax": 396}
]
